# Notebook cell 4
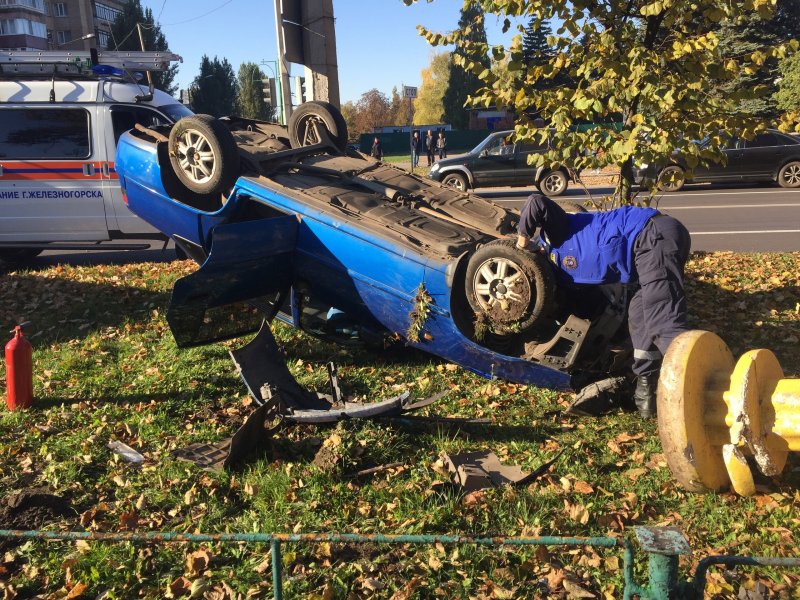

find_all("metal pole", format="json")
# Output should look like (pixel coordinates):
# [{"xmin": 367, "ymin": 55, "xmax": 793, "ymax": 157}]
[
  {"xmin": 273, "ymin": 0, "xmax": 293, "ymax": 125},
  {"xmin": 136, "ymin": 23, "xmax": 153, "ymax": 90},
  {"xmin": 271, "ymin": 539, "xmax": 283, "ymax": 600},
  {"xmin": 260, "ymin": 60, "xmax": 281, "ymax": 123}
]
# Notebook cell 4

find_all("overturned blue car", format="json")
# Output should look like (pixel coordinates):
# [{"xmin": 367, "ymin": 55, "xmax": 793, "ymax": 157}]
[{"xmin": 115, "ymin": 102, "xmax": 630, "ymax": 429}]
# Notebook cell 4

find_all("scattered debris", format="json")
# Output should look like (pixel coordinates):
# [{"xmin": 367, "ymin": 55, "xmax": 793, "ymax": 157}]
[
  {"xmin": 566, "ymin": 376, "xmax": 630, "ymax": 416},
  {"xmin": 442, "ymin": 450, "xmax": 562, "ymax": 491},
  {"xmin": 107, "ymin": 440, "xmax": 145, "ymax": 465}
]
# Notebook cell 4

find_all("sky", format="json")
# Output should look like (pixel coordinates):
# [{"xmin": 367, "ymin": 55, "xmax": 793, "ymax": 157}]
[{"xmin": 141, "ymin": 0, "xmax": 522, "ymax": 104}]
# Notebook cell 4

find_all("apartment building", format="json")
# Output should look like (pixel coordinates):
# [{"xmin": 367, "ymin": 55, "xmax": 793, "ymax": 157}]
[{"xmin": 0, "ymin": 0, "xmax": 127, "ymax": 51}]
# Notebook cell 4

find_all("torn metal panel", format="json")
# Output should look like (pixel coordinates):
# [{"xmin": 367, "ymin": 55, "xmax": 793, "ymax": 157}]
[{"xmin": 442, "ymin": 450, "xmax": 560, "ymax": 491}]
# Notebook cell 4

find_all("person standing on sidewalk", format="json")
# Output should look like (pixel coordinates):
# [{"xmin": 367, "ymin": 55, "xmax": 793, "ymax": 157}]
[
  {"xmin": 425, "ymin": 130, "xmax": 435, "ymax": 166},
  {"xmin": 436, "ymin": 131, "xmax": 447, "ymax": 160},
  {"xmin": 516, "ymin": 193, "xmax": 691, "ymax": 418},
  {"xmin": 411, "ymin": 131, "xmax": 423, "ymax": 168},
  {"xmin": 370, "ymin": 136, "xmax": 384, "ymax": 161}
]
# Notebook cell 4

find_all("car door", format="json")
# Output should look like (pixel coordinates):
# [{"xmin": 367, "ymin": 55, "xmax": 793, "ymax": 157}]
[
  {"xmin": 515, "ymin": 141, "xmax": 547, "ymax": 186},
  {"xmin": 738, "ymin": 133, "xmax": 783, "ymax": 181},
  {"xmin": 0, "ymin": 105, "xmax": 109, "ymax": 242},
  {"xmin": 472, "ymin": 133, "xmax": 516, "ymax": 186},
  {"xmin": 694, "ymin": 137, "xmax": 742, "ymax": 182},
  {"xmin": 101, "ymin": 104, "xmax": 169, "ymax": 234}
]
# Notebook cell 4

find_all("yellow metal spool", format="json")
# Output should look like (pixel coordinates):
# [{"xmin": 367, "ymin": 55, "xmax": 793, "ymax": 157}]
[{"xmin": 657, "ymin": 330, "xmax": 800, "ymax": 496}]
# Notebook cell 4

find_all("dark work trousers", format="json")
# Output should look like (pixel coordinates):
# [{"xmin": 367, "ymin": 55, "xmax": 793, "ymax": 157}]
[{"xmin": 628, "ymin": 214, "xmax": 692, "ymax": 377}]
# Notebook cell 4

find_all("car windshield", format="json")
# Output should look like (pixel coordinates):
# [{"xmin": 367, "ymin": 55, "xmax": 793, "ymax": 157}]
[
  {"xmin": 159, "ymin": 103, "xmax": 194, "ymax": 123},
  {"xmin": 471, "ymin": 132, "xmax": 511, "ymax": 154}
]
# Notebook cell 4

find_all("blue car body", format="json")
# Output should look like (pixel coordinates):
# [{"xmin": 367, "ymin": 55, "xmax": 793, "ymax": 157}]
[{"xmin": 116, "ymin": 118, "xmax": 627, "ymax": 392}]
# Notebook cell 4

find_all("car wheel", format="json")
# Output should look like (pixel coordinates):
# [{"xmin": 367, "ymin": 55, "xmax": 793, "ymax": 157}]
[
  {"xmin": 537, "ymin": 170, "xmax": 568, "ymax": 196},
  {"xmin": 287, "ymin": 101, "xmax": 348, "ymax": 152},
  {"xmin": 465, "ymin": 239, "xmax": 555, "ymax": 337},
  {"xmin": 777, "ymin": 161, "xmax": 800, "ymax": 188},
  {"xmin": 0, "ymin": 248, "xmax": 42, "ymax": 264},
  {"xmin": 658, "ymin": 165, "xmax": 685, "ymax": 192},
  {"xmin": 168, "ymin": 115, "xmax": 240, "ymax": 196},
  {"xmin": 442, "ymin": 172, "xmax": 468, "ymax": 191}
]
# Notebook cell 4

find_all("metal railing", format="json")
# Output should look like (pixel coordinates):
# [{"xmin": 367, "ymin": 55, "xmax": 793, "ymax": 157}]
[{"xmin": 1, "ymin": 527, "xmax": 798, "ymax": 599}]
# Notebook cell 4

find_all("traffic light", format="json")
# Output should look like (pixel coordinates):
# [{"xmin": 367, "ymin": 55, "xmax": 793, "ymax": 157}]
[
  {"xmin": 262, "ymin": 77, "xmax": 276, "ymax": 107},
  {"xmin": 294, "ymin": 75, "xmax": 306, "ymax": 104}
]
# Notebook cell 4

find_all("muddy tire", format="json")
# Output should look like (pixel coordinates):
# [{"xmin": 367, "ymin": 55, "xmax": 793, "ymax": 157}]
[
  {"xmin": 442, "ymin": 172, "xmax": 468, "ymax": 191},
  {"xmin": 777, "ymin": 160, "xmax": 800, "ymax": 188},
  {"xmin": 288, "ymin": 101, "xmax": 348, "ymax": 152},
  {"xmin": 168, "ymin": 115, "xmax": 240, "ymax": 196},
  {"xmin": 537, "ymin": 170, "xmax": 568, "ymax": 196},
  {"xmin": 465, "ymin": 239, "xmax": 555, "ymax": 337},
  {"xmin": 658, "ymin": 165, "xmax": 685, "ymax": 192}
]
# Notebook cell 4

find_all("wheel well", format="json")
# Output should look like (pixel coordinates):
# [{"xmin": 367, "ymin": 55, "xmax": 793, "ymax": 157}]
[
  {"xmin": 774, "ymin": 157, "xmax": 800, "ymax": 179},
  {"xmin": 439, "ymin": 167, "xmax": 473, "ymax": 187}
]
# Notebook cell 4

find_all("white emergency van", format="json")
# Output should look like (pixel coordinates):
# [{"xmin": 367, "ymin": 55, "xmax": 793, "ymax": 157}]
[{"xmin": 0, "ymin": 50, "xmax": 191, "ymax": 263}]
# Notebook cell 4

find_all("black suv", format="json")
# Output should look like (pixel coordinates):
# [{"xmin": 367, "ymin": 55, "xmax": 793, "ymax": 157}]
[
  {"xmin": 427, "ymin": 130, "xmax": 573, "ymax": 196},
  {"xmin": 634, "ymin": 129, "xmax": 800, "ymax": 191}
]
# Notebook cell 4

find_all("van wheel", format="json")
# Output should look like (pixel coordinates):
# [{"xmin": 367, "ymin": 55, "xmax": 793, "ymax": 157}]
[
  {"xmin": 658, "ymin": 165, "xmax": 685, "ymax": 192},
  {"xmin": 288, "ymin": 101, "xmax": 348, "ymax": 152},
  {"xmin": 0, "ymin": 248, "xmax": 43, "ymax": 264},
  {"xmin": 168, "ymin": 115, "xmax": 240, "ymax": 196},
  {"xmin": 537, "ymin": 170, "xmax": 568, "ymax": 196},
  {"xmin": 465, "ymin": 239, "xmax": 555, "ymax": 337}
]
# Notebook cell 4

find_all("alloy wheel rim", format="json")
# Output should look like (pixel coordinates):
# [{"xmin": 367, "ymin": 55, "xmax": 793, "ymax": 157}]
[
  {"xmin": 472, "ymin": 257, "xmax": 531, "ymax": 315},
  {"xmin": 543, "ymin": 173, "xmax": 565, "ymax": 194},
  {"xmin": 783, "ymin": 164, "xmax": 800, "ymax": 186},
  {"xmin": 445, "ymin": 176, "xmax": 465, "ymax": 191},
  {"xmin": 176, "ymin": 129, "xmax": 216, "ymax": 184}
]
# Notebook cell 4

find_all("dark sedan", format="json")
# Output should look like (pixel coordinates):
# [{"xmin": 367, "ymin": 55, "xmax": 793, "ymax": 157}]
[{"xmin": 634, "ymin": 130, "xmax": 800, "ymax": 191}]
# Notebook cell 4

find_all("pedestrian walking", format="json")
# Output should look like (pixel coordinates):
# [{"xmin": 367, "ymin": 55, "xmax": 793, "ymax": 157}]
[{"xmin": 516, "ymin": 193, "xmax": 692, "ymax": 418}]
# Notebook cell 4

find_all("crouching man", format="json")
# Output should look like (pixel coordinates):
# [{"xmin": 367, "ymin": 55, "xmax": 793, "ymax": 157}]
[{"xmin": 516, "ymin": 194, "xmax": 691, "ymax": 417}]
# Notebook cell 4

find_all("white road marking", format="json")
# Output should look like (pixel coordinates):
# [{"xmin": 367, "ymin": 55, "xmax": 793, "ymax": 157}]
[
  {"xmin": 690, "ymin": 229, "xmax": 800, "ymax": 235},
  {"xmin": 660, "ymin": 189, "xmax": 800, "ymax": 198},
  {"xmin": 662, "ymin": 203, "xmax": 800, "ymax": 210}
]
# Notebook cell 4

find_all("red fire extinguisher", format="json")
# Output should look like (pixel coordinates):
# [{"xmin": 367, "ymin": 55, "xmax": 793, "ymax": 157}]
[{"xmin": 5, "ymin": 323, "xmax": 33, "ymax": 411}]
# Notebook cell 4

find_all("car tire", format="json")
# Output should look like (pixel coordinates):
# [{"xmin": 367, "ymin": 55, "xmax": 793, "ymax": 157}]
[
  {"xmin": 287, "ymin": 101, "xmax": 348, "ymax": 152},
  {"xmin": 442, "ymin": 172, "xmax": 468, "ymax": 191},
  {"xmin": 777, "ymin": 161, "xmax": 800, "ymax": 188},
  {"xmin": 168, "ymin": 114, "xmax": 240, "ymax": 196},
  {"xmin": 537, "ymin": 170, "xmax": 568, "ymax": 196},
  {"xmin": 657, "ymin": 165, "xmax": 685, "ymax": 192},
  {"xmin": 465, "ymin": 239, "xmax": 555, "ymax": 337},
  {"xmin": 0, "ymin": 248, "xmax": 42, "ymax": 265}
]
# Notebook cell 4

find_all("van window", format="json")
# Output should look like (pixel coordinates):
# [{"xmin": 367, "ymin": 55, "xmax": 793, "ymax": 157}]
[
  {"xmin": 0, "ymin": 108, "xmax": 91, "ymax": 159},
  {"xmin": 111, "ymin": 106, "xmax": 170, "ymax": 143}
]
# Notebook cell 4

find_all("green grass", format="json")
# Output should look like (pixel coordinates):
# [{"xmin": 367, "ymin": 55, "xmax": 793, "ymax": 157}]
[{"xmin": 0, "ymin": 254, "xmax": 799, "ymax": 598}]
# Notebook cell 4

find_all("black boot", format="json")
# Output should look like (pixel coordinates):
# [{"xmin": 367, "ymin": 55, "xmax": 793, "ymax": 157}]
[{"xmin": 634, "ymin": 374, "xmax": 658, "ymax": 418}]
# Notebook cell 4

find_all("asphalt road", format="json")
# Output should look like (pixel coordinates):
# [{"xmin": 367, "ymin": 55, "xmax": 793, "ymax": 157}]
[
  {"xmin": 30, "ymin": 183, "xmax": 799, "ymax": 268},
  {"xmin": 479, "ymin": 183, "xmax": 800, "ymax": 252}
]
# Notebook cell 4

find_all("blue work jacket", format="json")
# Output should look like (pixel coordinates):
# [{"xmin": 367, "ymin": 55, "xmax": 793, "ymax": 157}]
[{"xmin": 542, "ymin": 207, "xmax": 657, "ymax": 284}]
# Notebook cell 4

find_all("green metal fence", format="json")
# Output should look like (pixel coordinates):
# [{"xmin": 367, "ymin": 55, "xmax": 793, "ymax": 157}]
[{"xmin": 1, "ymin": 528, "xmax": 798, "ymax": 599}]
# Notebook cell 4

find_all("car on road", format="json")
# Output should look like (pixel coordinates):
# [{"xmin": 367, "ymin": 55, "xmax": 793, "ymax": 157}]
[
  {"xmin": 427, "ymin": 130, "xmax": 575, "ymax": 196},
  {"xmin": 634, "ymin": 129, "xmax": 800, "ymax": 191},
  {"xmin": 115, "ymin": 102, "xmax": 632, "ymax": 395}
]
